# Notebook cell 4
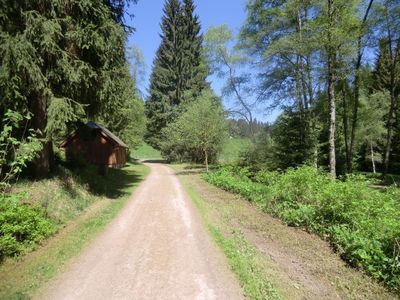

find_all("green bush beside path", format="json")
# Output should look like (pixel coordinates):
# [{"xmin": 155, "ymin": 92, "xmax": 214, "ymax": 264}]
[{"xmin": 205, "ymin": 166, "xmax": 400, "ymax": 291}]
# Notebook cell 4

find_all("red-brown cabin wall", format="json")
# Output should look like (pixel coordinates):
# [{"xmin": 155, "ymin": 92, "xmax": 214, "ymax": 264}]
[
  {"xmin": 65, "ymin": 134, "xmax": 120, "ymax": 167},
  {"xmin": 108, "ymin": 147, "xmax": 128, "ymax": 168}
]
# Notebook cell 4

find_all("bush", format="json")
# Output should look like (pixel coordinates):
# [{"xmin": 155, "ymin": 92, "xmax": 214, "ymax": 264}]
[
  {"xmin": 0, "ymin": 193, "xmax": 56, "ymax": 260},
  {"xmin": 205, "ymin": 165, "xmax": 400, "ymax": 290},
  {"xmin": 160, "ymin": 89, "xmax": 227, "ymax": 169}
]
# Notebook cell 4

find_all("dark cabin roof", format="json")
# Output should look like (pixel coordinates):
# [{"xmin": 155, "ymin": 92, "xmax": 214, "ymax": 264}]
[
  {"xmin": 60, "ymin": 122, "xmax": 128, "ymax": 149},
  {"xmin": 86, "ymin": 122, "xmax": 128, "ymax": 148}
]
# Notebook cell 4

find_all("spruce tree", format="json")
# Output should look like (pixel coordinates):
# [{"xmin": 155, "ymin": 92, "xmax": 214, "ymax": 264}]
[
  {"xmin": 145, "ymin": 0, "xmax": 207, "ymax": 148},
  {"xmin": 0, "ymin": 0, "xmax": 141, "ymax": 177},
  {"xmin": 145, "ymin": 0, "xmax": 182, "ymax": 148},
  {"xmin": 180, "ymin": 0, "xmax": 208, "ymax": 103}
]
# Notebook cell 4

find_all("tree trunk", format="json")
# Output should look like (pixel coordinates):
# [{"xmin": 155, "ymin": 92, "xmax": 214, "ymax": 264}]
[
  {"xmin": 370, "ymin": 142, "xmax": 376, "ymax": 174},
  {"xmin": 295, "ymin": 56, "xmax": 306, "ymax": 147},
  {"xmin": 328, "ymin": 58, "xmax": 336, "ymax": 178},
  {"xmin": 349, "ymin": 0, "xmax": 374, "ymax": 174},
  {"xmin": 342, "ymin": 84, "xmax": 351, "ymax": 173},
  {"xmin": 296, "ymin": 9, "xmax": 309, "ymax": 111},
  {"xmin": 204, "ymin": 150, "xmax": 209, "ymax": 172},
  {"xmin": 31, "ymin": 91, "xmax": 52, "ymax": 179},
  {"xmin": 327, "ymin": 0, "xmax": 336, "ymax": 178},
  {"xmin": 349, "ymin": 70, "xmax": 360, "ymax": 173},
  {"xmin": 383, "ymin": 27, "xmax": 399, "ymax": 176},
  {"xmin": 306, "ymin": 52, "xmax": 318, "ymax": 168},
  {"xmin": 383, "ymin": 92, "xmax": 395, "ymax": 176}
]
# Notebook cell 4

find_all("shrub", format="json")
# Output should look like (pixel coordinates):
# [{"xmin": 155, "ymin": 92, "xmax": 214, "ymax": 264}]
[
  {"xmin": 0, "ymin": 193, "xmax": 56, "ymax": 260},
  {"xmin": 204, "ymin": 165, "xmax": 400, "ymax": 290}
]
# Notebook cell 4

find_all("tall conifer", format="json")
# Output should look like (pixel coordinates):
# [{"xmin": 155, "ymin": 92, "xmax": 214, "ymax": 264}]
[
  {"xmin": 180, "ymin": 0, "xmax": 208, "ymax": 102},
  {"xmin": 0, "ymin": 0, "xmax": 140, "ymax": 177},
  {"xmin": 145, "ymin": 0, "xmax": 207, "ymax": 148}
]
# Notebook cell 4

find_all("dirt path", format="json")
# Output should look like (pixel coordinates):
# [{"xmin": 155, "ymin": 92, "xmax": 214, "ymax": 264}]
[{"xmin": 38, "ymin": 163, "xmax": 243, "ymax": 300}]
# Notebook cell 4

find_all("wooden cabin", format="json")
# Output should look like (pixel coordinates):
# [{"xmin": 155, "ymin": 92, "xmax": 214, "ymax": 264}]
[{"xmin": 60, "ymin": 122, "xmax": 128, "ymax": 169}]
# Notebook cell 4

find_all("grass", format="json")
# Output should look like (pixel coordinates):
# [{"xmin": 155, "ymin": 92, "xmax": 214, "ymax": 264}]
[
  {"xmin": 218, "ymin": 138, "xmax": 252, "ymax": 163},
  {"xmin": 357, "ymin": 171, "xmax": 400, "ymax": 186},
  {"xmin": 178, "ymin": 168, "xmax": 281, "ymax": 300},
  {"xmin": 131, "ymin": 142, "xmax": 162, "ymax": 160},
  {"xmin": 0, "ymin": 163, "xmax": 149, "ymax": 300},
  {"xmin": 177, "ymin": 165, "xmax": 397, "ymax": 299},
  {"xmin": 132, "ymin": 138, "xmax": 251, "ymax": 163},
  {"xmin": 12, "ymin": 161, "xmax": 144, "ymax": 224},
  {"xmin": 205, "ymin": 166, "xmax": 400, "ymax": 292}
]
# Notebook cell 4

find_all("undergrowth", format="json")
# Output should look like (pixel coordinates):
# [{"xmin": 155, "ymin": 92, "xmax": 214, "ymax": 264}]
[
  {"xmin": 0, "ymin": 193, "xmax": 56, "ymax": 260},
  {"xmin": 205, "ymin": 165, "xmax": 400, "ymax": 291},
  {"xmin": 0, "ymin": 162, "xmax": 142, "ymax": 261}
]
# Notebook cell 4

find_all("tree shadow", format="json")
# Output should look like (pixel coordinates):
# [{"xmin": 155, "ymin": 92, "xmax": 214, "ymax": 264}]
[
  {"xmin": 183, "ymin": 164, "xmax": 204, "ymax": 170},
  {"xmin": 175, "ymin": 169, "xmax": 206, "ymax": 176},
  {"xmin": 142, "ymin": 159, "xmax": 168, "ymax": 164},
  {"xmin": 60, "ymin": 163, "xmax": 144, "ymax": 199}
]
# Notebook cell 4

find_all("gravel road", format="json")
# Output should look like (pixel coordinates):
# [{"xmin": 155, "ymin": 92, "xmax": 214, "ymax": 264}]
[{"xmin": 39, "ymin": 163, "xmax": 243, "ymax": 300}]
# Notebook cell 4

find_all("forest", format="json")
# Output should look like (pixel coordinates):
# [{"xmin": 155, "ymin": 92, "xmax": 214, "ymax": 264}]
[{"xmin": 0, "ymin": 0, "xmax": 400, "ymax": 297}]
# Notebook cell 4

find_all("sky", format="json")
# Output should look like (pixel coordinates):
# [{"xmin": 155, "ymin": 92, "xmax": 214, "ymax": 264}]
[{"xmin": 125, "ymin": 0, "xmax": 280, "ymax": 123}]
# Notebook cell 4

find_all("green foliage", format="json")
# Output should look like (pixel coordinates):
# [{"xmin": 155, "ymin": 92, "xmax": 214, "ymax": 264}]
[
  {"xmin": 204, "ymin": 24, "xmax": 257, "ymax": 133},
  {"xmin": 98, "ymin": 65, "xmax": 146, "ymax": 149},
  {"xmin": 126, "ymin": 44, "xmax": 146, "ymax": 95},
  {"xmin": 46, "ymin": 98, "xmax": 86, "ymax": 142},
  {"xmin": 0, "ymin": 193, "xmax": 55, "ymax": 260},
  {"xmin": 238, "ymin": 127, "xmax": 274, "ymax": 171},
  {"xmin": 0, "ymin": 0, "xmax": 143, "ymax": 177},
  {"xmin": 0, "ymin": 161, "xmax": 145, "ymax": 262},
  {"xmin": 204, "ymin": 24, "xmax": 243, "ymax": 76},
  {"xmin": 218, "ymin": 138, "xmax": 252, "ymax": 163},
  {"xmin": 0, "ymin": 110, "xmax": 42, "ymax": 190},
  {"xmin": 228, "ymin": 119, "xmax": 267, "ymax": 139},
  {"xmin": 205, "ymin": 166, "xmax": 400, "ymax": 290},
  {"xmin": 161, "ymin": 89, "xmax": 227, "ymax": 168},
  {"xmin": 145, "ymin": 0, "xmax": 208, "ymax": 148},
  {"xmin": 271, "ymin": 109, "xmax": 315, "ymax": 169},
  {"xmin": 132, "ymin": 143, "xmax": 162, "ymax": 160}
]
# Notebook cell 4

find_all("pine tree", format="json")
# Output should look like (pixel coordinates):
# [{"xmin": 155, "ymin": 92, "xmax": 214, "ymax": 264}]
[
  {"xmin": 0, "ymin": 0, "xmax": 141, "ymax": 177},
  {"xmin": 271, "ymin": 109, "xmax": 314, "ymax": 169},
  {"xmin": 145, "ymin": 0, "xmax": 207, "ymax": 148},
  {"xmin": 145, "ymin": 0, "xmax": 182, "ymax": 148},
  {"xmin": 180, "ymin": 0, "xmax": 208, "ymax": 103}
]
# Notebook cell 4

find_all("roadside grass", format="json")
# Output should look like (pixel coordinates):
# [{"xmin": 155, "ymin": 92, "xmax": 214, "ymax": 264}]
[
  {"xmin": 131, "ymin": 142, "xmax": 162, "ymax": 160},
  {"xmin": 13, "ymin": 163, "xmax": 142, "ymax": 225},
  {"xmin": 178, "ymin": 167, "xmax": 281, "ymax": 300},
  {"xmin": 205, "ymin": 166, "xmax": 400, "ymax": 292},
  {"xmin": 178, "ymin": 165, "xmax": 398, "ymax": 299},
  {"xmin": 0, "ymin": 163, "xmax": 149, "ymax": 300},
  {"xmin": 218, "ymin": 138, "xmax": 251, "ymax": 163}
]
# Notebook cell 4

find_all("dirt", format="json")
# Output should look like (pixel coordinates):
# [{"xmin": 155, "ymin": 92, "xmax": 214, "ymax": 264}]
[
  {"xmin": 177, "ymin": 169, "xmax": 399, "ymax": 300},
  {"xmin": 37, "ymin": 163, "xmax": 244, "ymax": 300}
]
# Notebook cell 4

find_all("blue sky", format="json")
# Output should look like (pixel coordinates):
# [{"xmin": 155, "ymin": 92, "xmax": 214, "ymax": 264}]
[{"xmin": 125, "ymin": 0, "xmax": 280, "ymax": 123}]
